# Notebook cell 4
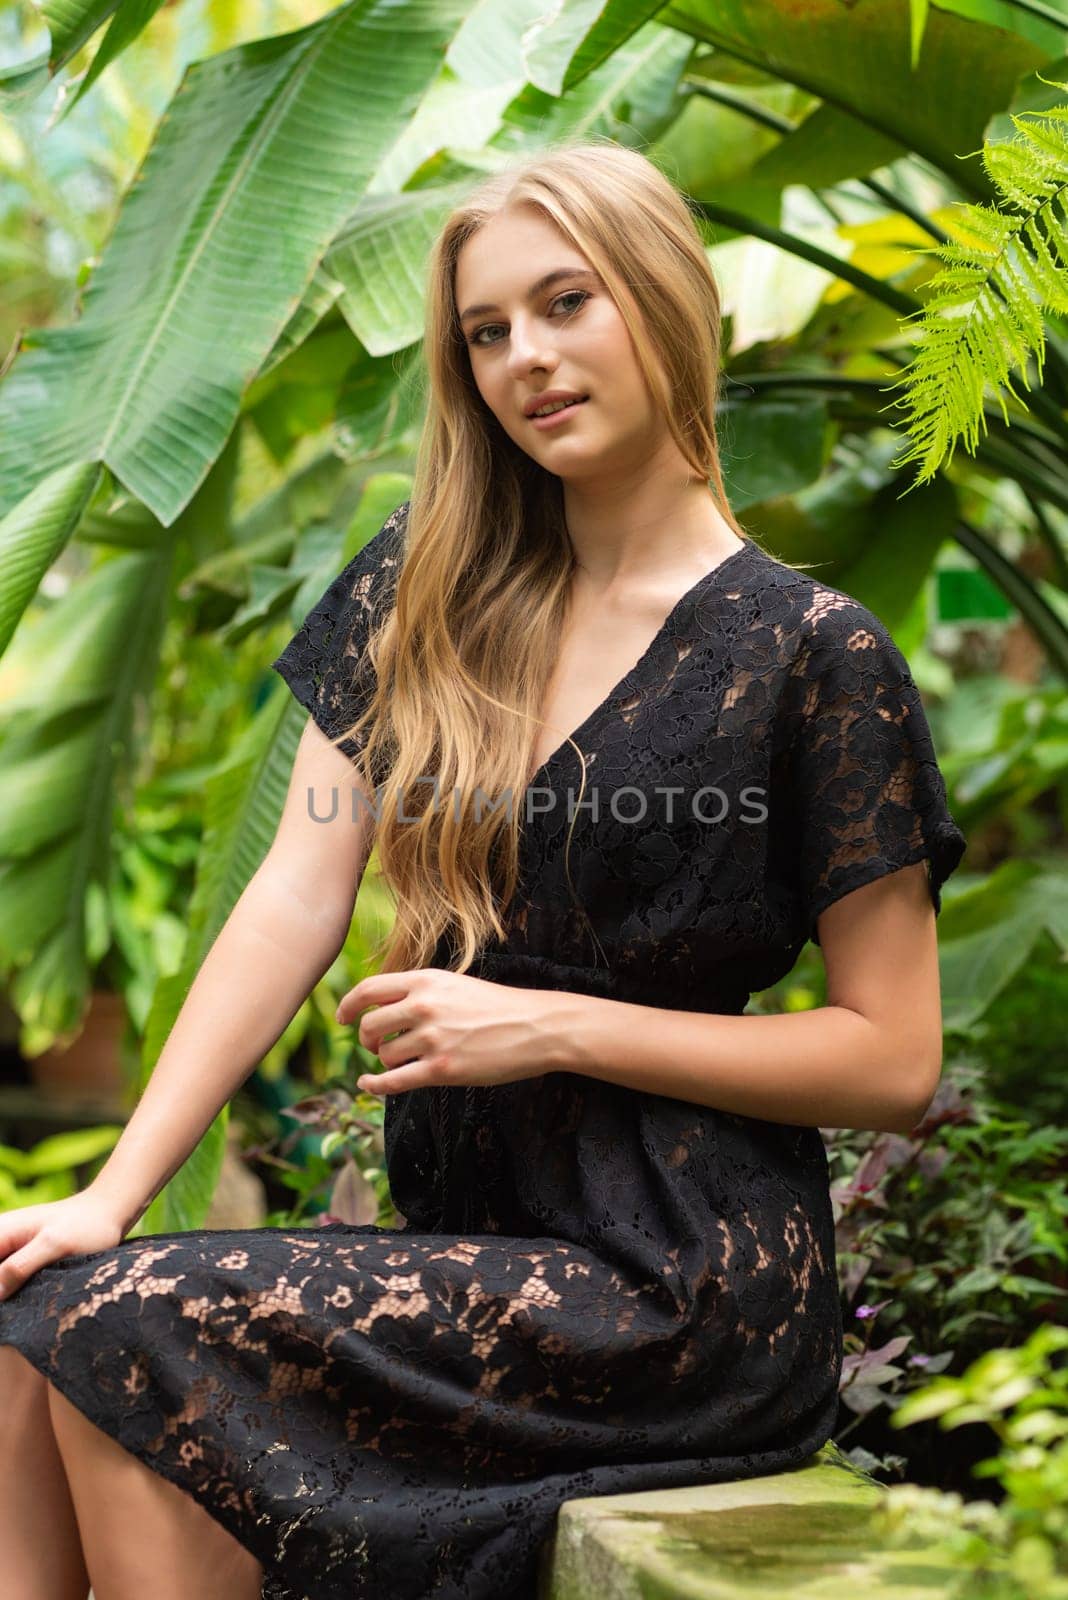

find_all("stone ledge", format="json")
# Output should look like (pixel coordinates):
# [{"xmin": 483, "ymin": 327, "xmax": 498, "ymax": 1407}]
[{"xmin": 537, "ymin": 1440, "xmax": 960, "ymax": 1599}]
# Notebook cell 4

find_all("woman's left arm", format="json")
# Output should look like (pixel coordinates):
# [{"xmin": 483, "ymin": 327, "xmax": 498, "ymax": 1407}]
[{"xmin": 540, "ymin": 858, "xmax": 944, "ymax": 1135}]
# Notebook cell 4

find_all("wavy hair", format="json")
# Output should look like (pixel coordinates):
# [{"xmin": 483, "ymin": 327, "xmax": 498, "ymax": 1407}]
[{"xmin": 336, "ymin": 136, "xmax": 764, "ymax": 976}]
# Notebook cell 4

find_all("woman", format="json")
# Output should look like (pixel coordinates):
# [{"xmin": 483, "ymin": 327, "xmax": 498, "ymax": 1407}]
[{"xmin": 0, "ymin": 138, "xmax": 966, "ymax": 1600}]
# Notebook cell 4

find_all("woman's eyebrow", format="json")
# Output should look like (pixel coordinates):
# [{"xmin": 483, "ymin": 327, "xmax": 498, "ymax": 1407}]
[{"xmin": 458, "ymin": 268, "xmax": 601, "ymax": 325}]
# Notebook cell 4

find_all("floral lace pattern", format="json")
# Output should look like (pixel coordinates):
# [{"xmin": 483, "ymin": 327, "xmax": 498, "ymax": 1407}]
[
  {"xmin": 0, "ymin": 503, "xmax": 966, "ymax": 1600},
  {"xmin": 267, "ymin": 498, "xmax": 408, "ymax": 767}
]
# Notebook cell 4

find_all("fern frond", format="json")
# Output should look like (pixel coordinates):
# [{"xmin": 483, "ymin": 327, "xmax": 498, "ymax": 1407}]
[{"xmin": 886, "ymin": 82, "xmax": 1068, "ymax": 484}]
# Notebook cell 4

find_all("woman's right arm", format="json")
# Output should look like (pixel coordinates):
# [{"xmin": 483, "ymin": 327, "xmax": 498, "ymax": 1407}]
[{"xmin": 0, "ymin": 718, "xmax": 378, "ymax": 1290}]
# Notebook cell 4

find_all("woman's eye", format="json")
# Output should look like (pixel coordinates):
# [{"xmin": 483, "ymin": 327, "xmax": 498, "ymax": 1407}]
[
  {"xmin": 553, "ymin": 289, "xmax": 588, "ymax": 316},
  {"xmin": 468, "ymin": 289, "xmax": 589, "ymax": 347}
]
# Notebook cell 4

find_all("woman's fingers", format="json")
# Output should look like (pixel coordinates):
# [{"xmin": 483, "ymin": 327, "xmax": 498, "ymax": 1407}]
[
  {"xmin": 0, "ymin": 1197, "xmax": 123, "ymax": 1302},
  {"xmin": 356, "ymin": 1061, "xmax": 439, "ymax": 1097},
  {"xmin": 0, "ymin": 1210, "xmax": 38, "ymax": 1262},
  {"xmin": 0, "ymin": 1226, "xmax": 59, "ymax": 1301}
]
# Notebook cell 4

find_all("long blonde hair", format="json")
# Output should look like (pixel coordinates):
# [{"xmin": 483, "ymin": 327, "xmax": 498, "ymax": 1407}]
[{"xmin": 337, "ymin": 137, "xmax": 756, "ymax": 975}]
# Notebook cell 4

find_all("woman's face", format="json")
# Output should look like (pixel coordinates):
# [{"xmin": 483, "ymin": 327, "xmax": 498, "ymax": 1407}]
[{"xmin": 455, "ymin": 204, "xmax": 668, "ymax": 483}]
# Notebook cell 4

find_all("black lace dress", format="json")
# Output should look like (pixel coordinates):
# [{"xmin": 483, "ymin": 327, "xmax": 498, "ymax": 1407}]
[{"xmin": 0, "ymin": 499, "xmax": 966, "ymax": 1600}]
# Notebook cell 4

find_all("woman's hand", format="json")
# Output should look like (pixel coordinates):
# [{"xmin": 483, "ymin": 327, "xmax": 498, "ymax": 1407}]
[
  {"xmin": 0, "ymin": 1191, "xmax": 126, "ymax": 1303},
  {"xmin": 338, "ymin": 968, "xmax": 561, "ymax": 1097}
]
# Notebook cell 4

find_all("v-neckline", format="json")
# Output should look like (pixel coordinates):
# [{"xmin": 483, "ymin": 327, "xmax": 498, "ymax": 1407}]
[{"xmin": 525, "ymin": 536, "xmax": 754, "ymax": 787}]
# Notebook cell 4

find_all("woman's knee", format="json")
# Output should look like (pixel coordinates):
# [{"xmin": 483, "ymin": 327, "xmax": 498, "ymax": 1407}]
[
  {"xmin": 0, "ymin": 1337, "xmax": 49, "ymax": 1427},
  {"xmin": 0, "ymin": 1342, "xmax": 48, "ymax": 1401}
]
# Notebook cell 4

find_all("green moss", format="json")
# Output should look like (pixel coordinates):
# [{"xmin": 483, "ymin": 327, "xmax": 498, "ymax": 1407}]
[{"xmin": 546, "ymin": 1453, "xmax": 964, "ymax": 1600}]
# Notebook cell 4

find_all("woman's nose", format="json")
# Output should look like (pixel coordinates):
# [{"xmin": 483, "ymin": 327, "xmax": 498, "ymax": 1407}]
[{"xmin": 506, "ymin": 320, "xmax": 556, "ymax": 375}]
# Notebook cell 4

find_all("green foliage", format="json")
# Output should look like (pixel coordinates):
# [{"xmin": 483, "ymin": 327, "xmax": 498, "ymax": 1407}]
[
  {"xmin": 0, "ymin": 462, "xmax": 103, "ymax": 656},
  {"xmin": 0, "ymin": 1, "xmax": 466, "ymax": 526},
  {"xmin": 260, "ymin": 1079, "xmax": 399, "ymax": 1230},
  {"xmin": 829, "ymin": 1072, "xmax": 1068, "ymax": 1401},
  {"xmin": 889, "ymin": 82, "xmax": 1068, "ymax": 483},
  {"xmin": 0, "ymin": 1123, "xmax": 124, "ymax": 1207},
  {"xmin": 958, "ymin": 931, "xmax": 1068, "ymax": 1128},
  {"xmin": 875, "ymin": 1323, "xmax": 1068, "ymax": 1598},
  {"xmin": 43, "ymin": 0, "xmax": 171, "ymax": 117}
]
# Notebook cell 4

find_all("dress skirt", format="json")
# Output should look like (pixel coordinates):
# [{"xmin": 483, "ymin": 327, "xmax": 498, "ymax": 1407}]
[{"xmin": 0, "ymin": 1194, "xmax": 842, "ymax": 1600}]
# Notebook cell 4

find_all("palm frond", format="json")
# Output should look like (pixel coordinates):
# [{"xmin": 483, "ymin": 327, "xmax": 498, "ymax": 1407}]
[{"xmin": 886, "ymin": 81, "xmax": 1068, "ymax": 484}]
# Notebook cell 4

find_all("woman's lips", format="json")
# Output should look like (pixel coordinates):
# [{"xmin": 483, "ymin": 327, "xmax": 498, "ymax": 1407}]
[{"xmin": 528, "ymin": 397, "xmax": 590, "ymax": 430}]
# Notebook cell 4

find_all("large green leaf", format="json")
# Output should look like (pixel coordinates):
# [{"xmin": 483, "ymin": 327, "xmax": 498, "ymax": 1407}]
[
  {"xmin": 490, "ymin": 17, "xmax": 695, "ymax": 152},
  {"xmin": 0, "ymin": 53, "xmax": 51, "ymax": 106},
  {"xmin": 255, "ymin": 267, "xmax": 344, "ymax": 382},
  {"xmin": 661, "ymin": 68, "xmax": 819, "ymax": 205},
  {"xmin": 447, "ymin": 0, "xmax": 574, "ymax": 92},
  {"xmin": 0, "ymin": 554, "xmax": 162, "ymax": 726},
  {"xmin": 327, "ymin": 22, "xmax": 695, "ymax": 357},
  {"xmin": 0, "ymin": 2, "xmax": 164, "ymax": 106},
  {"xmin": 325, "ymin": 188, "xmax": 470, "ymax": 358},
  {"xmin": 42, "ymin": 0, "xmax": 121, "ymax": 72},
  {"xmin": 374, "ymin": 78, "xmax": 519, "ymax": 198},
  {"xmin": 0, "ymin": 462, "xmax": 102, "ymax": 657},
  {"xmin": 54, "ymin": 0, "xmax": 171, "ymax": 115},
  {"xmin": 745, "ymin": 102, "xmax": 906, "ymax": 190},
  {"xmin": 133, "ymin": 712, "xmax": 287, "ymax": 1234},
  {"xmin": 932, "ymin": 0, "xmax": 1068, "ymax": 56},
  {"xmin": 937, "ymin": 859, "xmax": 1068, "ymax": 1032},
  {"xmin": 244, "ymin": 324, "xmax": 367, "ymax": 464},
  {"xmin": 550, "ymin": 0, "xmax": 683, "ymax": 96},
  {"xmin": 446, "ymin": 0, "xmax": 668, "ymax": 96},
  {"xmin": 740, "ymin": 431, "xmax": 954, "ymax": 628},
  {"xmin": 832, "ymin": 471, "xmax": 959, "ymax": 631},
  {"xmin": 658, "ymin": 0, "xmax": 1049, "ymax": 199},
  {"xmin": 0, "ymin": 0, "xmax": 468, "ymax": 529},
  {"xmin": 0, "ymin": 544, "xmax": 171, "ymax": 1043},
  {"xmin": 0, "ymin": 427, "xmax": 249, "ymax": 1050},
  {"xmin": 718, "ymin": 399, "xmax": 833, "ymax": 511}
]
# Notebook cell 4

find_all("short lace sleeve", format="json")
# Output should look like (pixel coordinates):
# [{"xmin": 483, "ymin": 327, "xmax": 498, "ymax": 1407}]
[
  {"xmin": 783, "ymin": 596, "xmax": 966, "ymax": 947},
  {"xmin": 270, "ymin": 500, "xmax": 408, "ymax": 760}
]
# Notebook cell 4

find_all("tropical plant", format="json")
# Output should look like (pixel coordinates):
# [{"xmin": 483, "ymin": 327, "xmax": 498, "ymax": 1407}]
[
  {"xmin": 0, "ymin": 1123, "xmax": 124, "ymax": 1208},
  {"xmin": 831, "ymin": 1077, "xmax": 1068, "ymax": 1371},
  {"xmin": 889, "ymin": 81, "xmax": 1068, "ymax": 486},
  {"xmin": 873, "ymin": 1322, "xmax": 1068, "ymax": 1599},
  {"xmin": 261, "ymin": 1081, "xmax": 396, "ymax": 1230}
]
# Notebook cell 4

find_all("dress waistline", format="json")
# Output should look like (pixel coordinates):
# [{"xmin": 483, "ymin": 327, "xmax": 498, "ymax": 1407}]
[{"xmin": 467, "ymin": 949, "xmax": 749, "ymax": 1016}]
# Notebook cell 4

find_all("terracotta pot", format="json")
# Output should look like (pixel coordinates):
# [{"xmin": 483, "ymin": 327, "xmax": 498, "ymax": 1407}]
[{"xmin": 29, "ymin": 989, "xmax": 128, "ymax": 1099}]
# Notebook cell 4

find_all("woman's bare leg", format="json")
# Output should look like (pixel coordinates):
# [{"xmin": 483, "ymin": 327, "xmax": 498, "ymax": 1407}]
[
  {"xmin": 0, "ymin": 1345, "xmax": 91, "ymax": 1600},
  {"xmin": 46, "ymin": 1378, "xmax": 265, "ymax": 1600}
]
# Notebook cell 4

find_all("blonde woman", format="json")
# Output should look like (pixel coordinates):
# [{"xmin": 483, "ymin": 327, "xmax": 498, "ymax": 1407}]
[{"xmin": 0, "ymin": 139, "xmax": 966, "ymax": 1600}]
